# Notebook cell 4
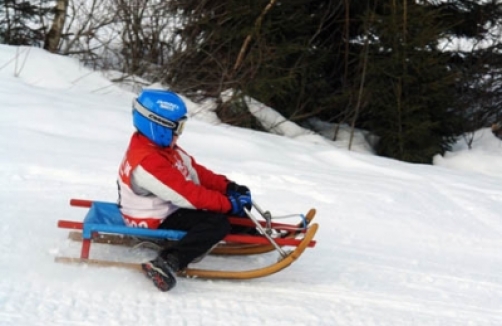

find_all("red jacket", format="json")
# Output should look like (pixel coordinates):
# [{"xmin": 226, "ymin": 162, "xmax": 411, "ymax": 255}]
[{"xmin": 117, "ymin": 132, "xmax": 231, "ymax": 228}]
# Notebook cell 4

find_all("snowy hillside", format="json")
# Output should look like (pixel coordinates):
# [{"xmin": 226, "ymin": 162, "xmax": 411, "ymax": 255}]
[{"xmin": 1, "ymin": 45, "xmax": 502, "ymax": 326}]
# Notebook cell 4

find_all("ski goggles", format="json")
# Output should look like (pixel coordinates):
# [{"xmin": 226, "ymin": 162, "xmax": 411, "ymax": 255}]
[
  {"xmin": 133, "ymin": 100, "xmax": 187, "ymax": 136},
  {"xmin": 174, "ymin": 117, "xmax": 187, "ymax": 136}
]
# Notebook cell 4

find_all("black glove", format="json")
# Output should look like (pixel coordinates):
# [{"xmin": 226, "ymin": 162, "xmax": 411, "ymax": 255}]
[{"xmin": 226, "ymin": 181, "xmax": 251, "ymax": 197}]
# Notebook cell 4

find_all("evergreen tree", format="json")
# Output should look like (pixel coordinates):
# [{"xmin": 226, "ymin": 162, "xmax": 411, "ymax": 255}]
[
  {"xmin": 160, "ymin": 0, "xmax": 502, "ymax": 163},
  {"xmin": 0, "ymin": 0, "xmax": 53, "ymax": 46},
  {"xmin": 162, "ymin": 0, "xmax": 353, "ymax": 125},
  {"xmin": 360, "ymin": 1, "xmax": 461, "ymax": 163},
  {"xmin": 439, "ymin": 0, "xmax": 502, "ymax": 135}
]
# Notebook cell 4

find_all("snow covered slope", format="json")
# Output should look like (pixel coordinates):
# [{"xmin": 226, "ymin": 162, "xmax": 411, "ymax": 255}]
[{"xmin": 1, "ymin": 45, "xmax": 502, "ymax": 326}]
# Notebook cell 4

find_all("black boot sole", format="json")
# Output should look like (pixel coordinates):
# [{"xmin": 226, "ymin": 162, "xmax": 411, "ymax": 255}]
[{"xmin": 141, "ymin": 262, "xmax": 177, "ymax": 292}]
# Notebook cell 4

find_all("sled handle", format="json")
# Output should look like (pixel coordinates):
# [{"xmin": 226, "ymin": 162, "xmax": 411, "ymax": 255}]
[
  {"xmin": 245, "ymin": 206, "xmax": 288, "ymax": 258},
  {"xmin": 251, "ymin": 200, "xmax": 273, "ymax": 233},
  {"xmin": 70, "ymin": 199, "xmax": 93, "ymax": 208}
]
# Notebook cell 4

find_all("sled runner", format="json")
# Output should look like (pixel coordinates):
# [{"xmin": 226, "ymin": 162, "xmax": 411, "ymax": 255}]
[{"xmin": 56, "ymin": 198, "xmax": 318, "ymax": 279}]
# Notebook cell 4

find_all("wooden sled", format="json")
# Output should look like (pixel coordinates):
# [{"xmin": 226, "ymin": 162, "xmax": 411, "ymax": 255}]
[
  {"xmin": 56, "ymin": 199, "xmax": 318, "ymax": 280},
  {"xmin": 65, "ymin": 199, "xmax": 316, "ymax": 256}
]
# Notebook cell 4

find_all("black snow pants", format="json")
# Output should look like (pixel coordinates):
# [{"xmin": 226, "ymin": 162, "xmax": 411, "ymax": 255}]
[{"xmin": 157, "ymin": 209, "xmax": 231, "ymax": 269}]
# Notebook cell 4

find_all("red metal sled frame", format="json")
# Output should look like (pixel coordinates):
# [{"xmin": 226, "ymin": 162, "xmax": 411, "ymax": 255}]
[
  {"xmin": 68, "ymin": 198, "xmax": 311, "ymax": 232},
  {"xmin": 59, "ymin": 199, "xmax": 316, "ymax": 260}
]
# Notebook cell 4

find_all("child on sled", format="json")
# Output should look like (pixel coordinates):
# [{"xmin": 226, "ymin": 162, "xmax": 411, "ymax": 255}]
[{"xmin": 117, "ymin": 89, "xmax": 252, "ymax": 291}]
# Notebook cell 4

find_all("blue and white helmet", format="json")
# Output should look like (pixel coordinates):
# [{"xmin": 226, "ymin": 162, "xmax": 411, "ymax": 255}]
[{"xmin": 132, "ymin": 89, "xmax": 188, "ymax": 147}]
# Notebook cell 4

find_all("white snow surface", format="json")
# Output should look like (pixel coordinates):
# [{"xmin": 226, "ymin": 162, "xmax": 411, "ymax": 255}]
[{"xmin": 1, "ymin": 45, "xmax": 502, "ymax": 326}]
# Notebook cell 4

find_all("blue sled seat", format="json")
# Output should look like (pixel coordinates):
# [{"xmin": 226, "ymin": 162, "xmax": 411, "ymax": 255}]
[{"xmin": 82, "ymin": 201, "xmax": 186, "ymax": 241}]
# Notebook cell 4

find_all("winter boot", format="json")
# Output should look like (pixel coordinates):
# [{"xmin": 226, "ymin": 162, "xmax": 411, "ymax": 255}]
[{"xmin": 141, "ymin": 254, "xmax": 179, "ymax": 292}]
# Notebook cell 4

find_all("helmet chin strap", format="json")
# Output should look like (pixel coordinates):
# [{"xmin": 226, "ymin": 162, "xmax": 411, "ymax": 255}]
[{"xmin": 170, "ymin": 135, "xmax": 179, "ymax": 148}]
